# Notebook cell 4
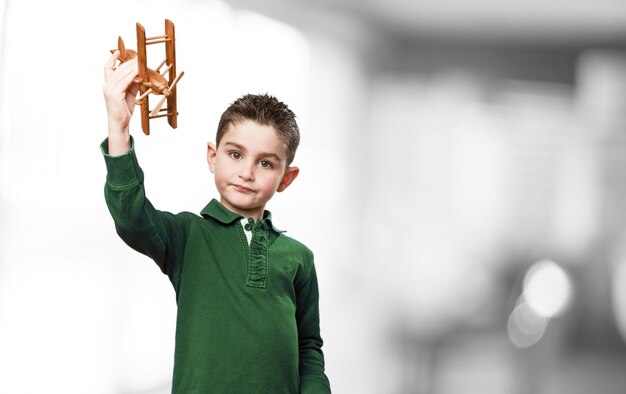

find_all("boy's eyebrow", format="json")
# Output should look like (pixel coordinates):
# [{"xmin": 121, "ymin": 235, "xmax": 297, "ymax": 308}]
[
  {"xmin": 223, "ymin": 141, "xmax": 285, "ymax": 161},
  {"xmin": 223, "ymin": 141, "xmax": 246, "ymax": 152}
]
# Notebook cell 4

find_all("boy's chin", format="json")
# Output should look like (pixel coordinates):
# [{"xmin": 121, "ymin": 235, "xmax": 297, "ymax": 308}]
[{"xmin": 221, "ymin": 196, "xmax": 264, "ymax": 216}]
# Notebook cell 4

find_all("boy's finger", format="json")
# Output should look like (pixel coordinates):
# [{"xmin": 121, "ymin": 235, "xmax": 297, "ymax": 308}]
[
  {"xmin": 111, "ymin": 58, "xmax": 138, "ymax": 90},
  {"xmin": 128, "ymin": 82, "xmax": 140, "ymax": 96},
  {"xmin": 104, "ymin": 50, "xmax": 120, "ymax": 80},
  {"xmin": 106, "ymin": 58, "xmax": 137, "ymax": 90},
  {"xmin": 113, "ymin": 58, "xmax": 138, "ymax": 81}
]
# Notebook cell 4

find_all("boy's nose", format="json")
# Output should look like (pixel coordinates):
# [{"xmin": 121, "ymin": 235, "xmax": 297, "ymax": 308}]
[{"xmin": 238, "ymin": 162, "xmax": 255, "ymax": 181}]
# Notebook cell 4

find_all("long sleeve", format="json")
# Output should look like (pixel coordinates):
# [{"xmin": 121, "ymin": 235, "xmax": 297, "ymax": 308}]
[
  {"xmin": 101, "ymin": 138, "xmax": 186, "ymax": 288},
  {"xmin": 296, "ymin": 255, "xmax": 331, "ymax": 393}
]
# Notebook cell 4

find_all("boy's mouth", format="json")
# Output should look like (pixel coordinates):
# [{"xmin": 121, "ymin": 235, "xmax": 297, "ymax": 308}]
[{"xmin": 232, "ymin": 184, "xmax": 255, "ymax": 194}]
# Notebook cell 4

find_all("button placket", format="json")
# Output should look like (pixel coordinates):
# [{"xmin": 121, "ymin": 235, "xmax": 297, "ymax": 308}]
[{"xmin": 246, "ymin": 220, "xmax": 269, "ymax": 288}]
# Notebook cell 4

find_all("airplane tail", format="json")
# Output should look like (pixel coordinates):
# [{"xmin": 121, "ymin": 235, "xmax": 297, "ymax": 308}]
[{"xmin": 110, "ymin": 36, "xmax": 137, "ymax": 62}]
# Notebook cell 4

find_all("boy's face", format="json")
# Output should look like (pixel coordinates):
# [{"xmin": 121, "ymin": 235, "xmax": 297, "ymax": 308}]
[{"xmin": 207, "ymin": 120, "xmax": 299, "ymax": 219}]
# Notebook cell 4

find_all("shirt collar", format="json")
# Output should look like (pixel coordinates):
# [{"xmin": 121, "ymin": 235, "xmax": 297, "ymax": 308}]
[{"xmin": 200, "ymin": 199, "xmax": 285, "ymax": 233}]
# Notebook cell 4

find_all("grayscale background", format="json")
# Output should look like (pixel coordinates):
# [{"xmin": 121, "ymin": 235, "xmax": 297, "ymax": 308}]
[{"xmin": 2, "ymin": 0, "xmax": 626, "ymax": 393}]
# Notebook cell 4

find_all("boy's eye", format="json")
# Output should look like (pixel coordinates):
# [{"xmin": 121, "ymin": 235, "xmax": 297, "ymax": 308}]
[
  {"xmin": 259, "ymin": 160, "xmax": 272, "ymax": 168},
  {"xmin": 229, "ymin": 151, "xmax": 242, "ymax": 160}
]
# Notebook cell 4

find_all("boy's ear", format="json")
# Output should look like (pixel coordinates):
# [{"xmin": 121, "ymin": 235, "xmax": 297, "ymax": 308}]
[
  {"xmin": 277, "ymin": 166, "xmax": 299, "ymax": 192},
  {"xmin": 207, "ymin": 143, "xmax": 217, "ymax": 173}
]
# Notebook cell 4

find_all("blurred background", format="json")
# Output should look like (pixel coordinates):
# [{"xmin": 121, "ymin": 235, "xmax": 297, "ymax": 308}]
[{"xmin": 2, "ymin": 0, "xmax": 626, "ymax": 393}]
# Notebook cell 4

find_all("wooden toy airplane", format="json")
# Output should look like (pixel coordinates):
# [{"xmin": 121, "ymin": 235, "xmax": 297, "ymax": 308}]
[{"xmin": 111, "ymin": 19, "xmax": 184, "ymax": 135}]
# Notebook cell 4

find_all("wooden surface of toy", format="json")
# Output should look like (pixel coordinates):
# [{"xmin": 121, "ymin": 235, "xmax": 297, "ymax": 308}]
[{"xmin": 111, "ymin": 19, "xmax": 184, "ymax": 135}]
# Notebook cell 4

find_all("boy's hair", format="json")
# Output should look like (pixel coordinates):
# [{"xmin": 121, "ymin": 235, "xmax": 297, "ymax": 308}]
[{"xmin": 216, "ymin": 94, "xmax": 300, "ymax": 166}]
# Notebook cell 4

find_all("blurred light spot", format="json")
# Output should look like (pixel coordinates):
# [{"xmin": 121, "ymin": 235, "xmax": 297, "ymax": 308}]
[
  {"xmin": 523, "ymin": 259, "xmax": 572, "ymax": 318},
  {"xmin": 507, "ymin": 302, "xmax": 548, "ymax": 348}
]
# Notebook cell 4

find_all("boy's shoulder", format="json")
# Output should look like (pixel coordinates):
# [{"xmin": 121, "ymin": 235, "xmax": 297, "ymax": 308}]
[
  {"xmin": 278, "ymin": 231, "xmax": 309, "ymax": 247},
  {"xmin": 275, "ymin": 231, "xmax": 315, "ymax": 262}
]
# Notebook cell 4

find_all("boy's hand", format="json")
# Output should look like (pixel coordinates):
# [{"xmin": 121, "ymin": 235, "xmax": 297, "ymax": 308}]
[{"xmin": 103, "ymin": 50, "xmax": 139, "ymax": 155}]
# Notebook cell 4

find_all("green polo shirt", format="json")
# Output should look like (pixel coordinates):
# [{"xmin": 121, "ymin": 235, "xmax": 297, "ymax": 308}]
[{"xmin": 101, "ymin": 139, "xmax": 330, "ymax": 393}]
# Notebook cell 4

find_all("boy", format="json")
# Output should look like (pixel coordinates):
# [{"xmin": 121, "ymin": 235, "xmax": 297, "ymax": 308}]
[{"xmin": 101, "ymin": 51, "xmax": 331, "ymax": 393}]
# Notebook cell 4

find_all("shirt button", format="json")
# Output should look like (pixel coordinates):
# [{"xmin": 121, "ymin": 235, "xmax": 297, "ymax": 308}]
[{"xmin": 244, "ymin": 223, "xmax": 252, "ymax": 231}]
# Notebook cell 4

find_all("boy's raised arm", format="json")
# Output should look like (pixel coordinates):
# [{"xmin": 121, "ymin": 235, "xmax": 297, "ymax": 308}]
[
  {"xmin": 101, "ymin": 51, "xmax": 186, "ymax": 284},
  {"xmin": 102, "ymin": 51, "xmax": 139, "ymax": 156}
]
